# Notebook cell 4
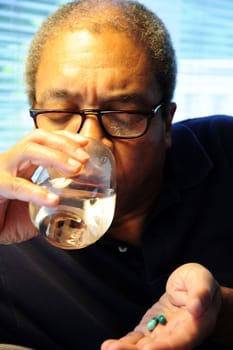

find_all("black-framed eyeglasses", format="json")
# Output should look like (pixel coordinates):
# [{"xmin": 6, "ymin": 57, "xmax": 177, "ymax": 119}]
[{"xmin": 29, "ymin": 102, "xmax": 163, "ymax": 139}]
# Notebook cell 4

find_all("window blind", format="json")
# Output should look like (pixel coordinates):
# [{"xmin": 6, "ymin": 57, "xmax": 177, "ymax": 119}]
[{"xmin": 0, "ymin": 0, "xmax": 67, "ymax": 151}]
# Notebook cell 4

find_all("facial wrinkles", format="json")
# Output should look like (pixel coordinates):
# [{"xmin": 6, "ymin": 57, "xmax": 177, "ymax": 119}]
[{"xmin": 36, "ymin": 30, "xmax": 158, "ymax": 109}]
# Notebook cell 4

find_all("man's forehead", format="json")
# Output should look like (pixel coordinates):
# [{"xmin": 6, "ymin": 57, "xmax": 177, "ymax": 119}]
[
  {"xmin": 35, "ymin": 28, "xmax": 159, "ymax": 107},
  {"xmin": 40, "ymin": 29, "xmax": 150, "ymax": 71}
]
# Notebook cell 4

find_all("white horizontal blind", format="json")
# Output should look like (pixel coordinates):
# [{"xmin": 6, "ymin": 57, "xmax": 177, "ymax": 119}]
[
  {"xmin": 0, "ymin": 0, "xmax": 233, "ymax": 151},
  {"xmin": 146, "ymin": 0, "xmax": 233, "ymax": 121},
  {"xmin": 0, "ymin": 0, "xmax": 67, "ymax": 151}
]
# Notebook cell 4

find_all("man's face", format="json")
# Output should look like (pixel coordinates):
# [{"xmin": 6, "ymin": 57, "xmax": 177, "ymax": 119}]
[{"xmin": 35, "ymin": 29, "xmax": 174, "ymax": 219}]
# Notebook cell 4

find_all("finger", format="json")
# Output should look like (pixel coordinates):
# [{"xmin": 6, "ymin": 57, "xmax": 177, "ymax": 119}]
[
  {"xmin": 0, "ymin": 175, "xmax": 59, "ymax": 207},
  {"xmin": 118, "ymin": 331, "xmax": 144, "ymax": 344},
  {"xmin": 55, "ymin": 130, "xmax": 89, "ymax": 145},
  {"xmin": 101, "ymin": 332, "xmax": 143, "ymax": 349},
  {"xmin": 166, "ymin": 263, "xmax": 218, "ymax": 318},
  {"xmin": 31, "ymin": 130, "xmax": 89, "ymax": 161},
  {"xmin": 101, "ymin": 339, "xmax": 138, "ymax": 350},
  {"xmin": 3, "ymin": 129, "xmax": 89, "ymax": 173},
  {"xmin": 31, "ymin": 128, "xmax": 88, "ymax": 146},
  {"xmin": 20, "ymin": 142, "xmax": 85, "ymax": 175}
]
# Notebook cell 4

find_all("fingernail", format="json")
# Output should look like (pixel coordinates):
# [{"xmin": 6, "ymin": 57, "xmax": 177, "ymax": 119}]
[
  {"xmin": 76, "ymin": 148, "xmax": 89, "ymax": 161},
  {"xmin": 68, "ymin": 158, "xmax": 81, "ymax": 168},
  {"xmin": 46, "ymin": 192, "xmax": 59, "ymax": 202},
  {"xmin": 73, "ymin": 135, "xmax": 89, "ymax": 145}
]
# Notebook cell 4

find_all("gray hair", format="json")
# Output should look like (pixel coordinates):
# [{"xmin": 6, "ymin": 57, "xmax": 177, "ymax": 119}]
[{"xmin": 25, "ymin": 0, "xmax": 177, "ymax": 111}]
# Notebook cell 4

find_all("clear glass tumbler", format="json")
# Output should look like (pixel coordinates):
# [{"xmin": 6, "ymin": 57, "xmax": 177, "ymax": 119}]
[{"xmin": 29, "ymin": 138, "xmax": 116, "ymax": 249}]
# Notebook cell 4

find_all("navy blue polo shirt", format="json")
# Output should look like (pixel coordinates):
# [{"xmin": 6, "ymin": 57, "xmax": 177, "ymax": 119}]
[{"xmin": 0, "ymin": 115, "xmax": 232, "ymax": 350}]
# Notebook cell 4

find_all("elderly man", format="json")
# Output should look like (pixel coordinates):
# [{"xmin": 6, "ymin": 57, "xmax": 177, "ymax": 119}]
[{"xmin": 0, "ymin": 0, "xmax": 232, "ymax": 349}]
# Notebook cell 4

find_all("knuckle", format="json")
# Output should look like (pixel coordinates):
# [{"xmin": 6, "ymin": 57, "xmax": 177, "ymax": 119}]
[
  {"xmin": 11, "ymin": 177, "xmax": 25, "ymax": 197},
  {"xmin": 32, "ymin": 128, "xmax": 46, "ymax": 138},
  {"xmin": 21, "ymin": 139, "xmax": 33, "ymax": 153}
]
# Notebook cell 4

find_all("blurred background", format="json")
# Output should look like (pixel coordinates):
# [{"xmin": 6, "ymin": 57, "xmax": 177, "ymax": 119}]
[{"xmin": 0, "ymin": 0, "xmax": 232, "ymax": 151}]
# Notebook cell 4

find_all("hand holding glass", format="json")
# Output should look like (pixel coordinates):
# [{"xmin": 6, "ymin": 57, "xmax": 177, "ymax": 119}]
[{"xmin": 29, "ymin": 138, "xmax": 116, "ymax": 249}]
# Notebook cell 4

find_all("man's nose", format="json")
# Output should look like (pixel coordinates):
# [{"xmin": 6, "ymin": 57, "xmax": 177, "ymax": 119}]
[{"xmin": 78, "ymin": 114, "xmax": 105, "ymax": 140}]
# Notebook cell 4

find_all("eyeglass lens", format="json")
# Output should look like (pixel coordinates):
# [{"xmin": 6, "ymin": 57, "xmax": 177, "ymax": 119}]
[{"xmin": 35, "ymin": 111, "xmax": 149, "ymax": 138}]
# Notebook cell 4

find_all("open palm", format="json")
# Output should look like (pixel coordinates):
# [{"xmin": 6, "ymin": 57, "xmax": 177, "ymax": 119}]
[{"xmin": 102, "ymin": 263, "xmax": 221, "ymax": 350}]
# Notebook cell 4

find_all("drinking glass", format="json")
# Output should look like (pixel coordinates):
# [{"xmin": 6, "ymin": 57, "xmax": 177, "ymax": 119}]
[{"xmin": 29, "ymin": 138, "xmax": 116, "ymax": 249}]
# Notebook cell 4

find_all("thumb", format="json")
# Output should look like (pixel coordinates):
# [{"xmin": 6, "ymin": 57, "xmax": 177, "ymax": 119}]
[{"xmin": 166, "ymin": 263, "xmax": 220, "ymax": 318}]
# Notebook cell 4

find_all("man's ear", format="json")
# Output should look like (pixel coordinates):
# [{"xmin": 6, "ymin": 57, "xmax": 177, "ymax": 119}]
[{"xmin": 164, "ymin": 102, "xmax": 176, "ymax": 148}]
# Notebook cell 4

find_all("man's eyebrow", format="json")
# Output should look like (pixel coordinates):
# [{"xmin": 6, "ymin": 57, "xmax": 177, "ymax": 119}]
[
  {"xmin": 105, "ymin": 93, "xmax": 150, "ymax": 105},
  {"xmin": 40, "ymin": 89, "xmax": 82, "ymax": 102},
  {"xmin": 39, "ymin": 90, "xmax": 150, "ymax": 106}
]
